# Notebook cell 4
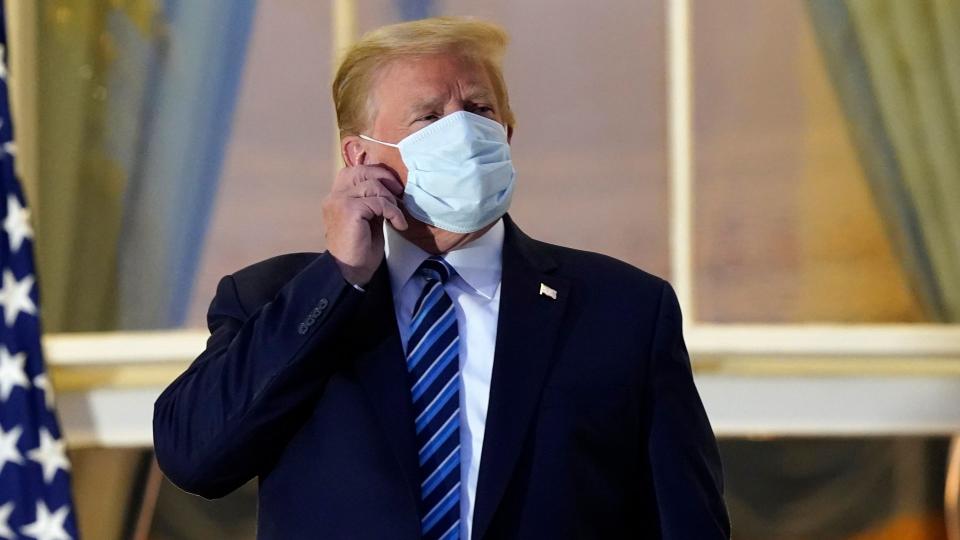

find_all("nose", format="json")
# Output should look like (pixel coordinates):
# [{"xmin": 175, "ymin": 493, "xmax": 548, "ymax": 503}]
[{"xmin": 444, "ymin": 101, "xmax": 466, "ymax": 115}]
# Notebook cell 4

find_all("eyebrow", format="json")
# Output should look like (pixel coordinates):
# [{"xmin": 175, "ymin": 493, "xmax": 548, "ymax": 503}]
[
  {"xmin": 407, "ymin": 96, "xmax": 446, "ymax": 116},
  {"xmin": 462, "ymin": 85, "xmax": 494, "ymax": 101},
  {"xmin": 406, "ymin": 86, "xmax": 496, "ymax": 116}
]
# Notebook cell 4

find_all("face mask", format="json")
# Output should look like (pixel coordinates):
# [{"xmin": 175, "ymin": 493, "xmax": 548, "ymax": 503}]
[{"xmin": 359, "ymin": 110, "xmax": 516, "ymax": 234}]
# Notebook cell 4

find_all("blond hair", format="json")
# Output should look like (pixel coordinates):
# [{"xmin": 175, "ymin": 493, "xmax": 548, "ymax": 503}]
[{"xmin": 332, "ymin": 16, "xmax": 514, "ymax": 138}]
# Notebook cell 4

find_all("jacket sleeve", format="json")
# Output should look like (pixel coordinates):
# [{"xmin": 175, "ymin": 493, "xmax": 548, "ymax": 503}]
[
  {"xmin": 153, "ymin": 253, "xmax": 364, "ymax": 499},
  {"xmin": 646, "ymin": 281, "xmax": 731, "ymax": 539}
]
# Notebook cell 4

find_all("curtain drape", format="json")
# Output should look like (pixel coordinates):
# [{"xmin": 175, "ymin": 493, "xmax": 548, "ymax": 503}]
[
  {"xmin": 33, "ymin": 0, "xmax": 255, "ymax": 333},
  {"xmin": 19, "ymin": 1, "xmax": 256, "ymax": 538},
  {"xmin": 809, "ymin": 0, "xmax": 960, "ymax": 324},
  {"xmin": 723, "ymin": 2, "xmax": 960, "ymax": 539}
]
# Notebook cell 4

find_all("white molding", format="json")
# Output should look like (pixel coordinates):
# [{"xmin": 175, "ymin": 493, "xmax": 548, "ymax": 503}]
[
  {"xmin": 42, "ymin": 325, "xmax": 960, "ymax": 367},
  {"xmin": 688, "ymin": 323, "xmax": 960, "ymax": 358},
  {"xmin": 667, "ymin": 0, "xmax": 695, "ymax": 322},
  {"xmin": 41, "ymin": 326, "xmax": 960, "ymax": 447},
  {"xmin": 331, "ymin": 0, "xmax": 356, "ymax": 174},
  {"xmin": 60, "ymin": 374, "xmax": 960, "ymax": 448},
  {"xmin": 44, "ymin": 331, "xmax": 208, "ymax": 366},
  {"xmin": 697, "ymin": 375, "xmax": 960, "ymax": 437},
  {"xmin": 58, "ymin": 388, "xmax": 167, "ymax": 448}
]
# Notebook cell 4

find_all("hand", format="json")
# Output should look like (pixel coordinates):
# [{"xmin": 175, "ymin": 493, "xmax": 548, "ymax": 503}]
[{"xmin": 322, "ymin": 164, "xmax": 408, "ymax": 286}]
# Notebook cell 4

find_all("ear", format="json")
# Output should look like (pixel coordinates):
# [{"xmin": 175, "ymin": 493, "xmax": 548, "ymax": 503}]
[
  {"xmin": 341, "ymin": 135, "xmax": 367, "ymax": 167},
  {"xmin": 506, "ymin": 124, "xmax": 514, "ymax": 144}
]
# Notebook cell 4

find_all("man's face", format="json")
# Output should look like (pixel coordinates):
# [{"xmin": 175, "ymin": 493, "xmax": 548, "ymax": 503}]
[{"xmin": 360, "ymin": 53, "xmax": 510, "ymax": 185}]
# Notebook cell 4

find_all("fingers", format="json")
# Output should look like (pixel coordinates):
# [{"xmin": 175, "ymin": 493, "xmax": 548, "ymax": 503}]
[
  {"xmin": 354, "ymin": 196, "xmax": 409, "ymax": 231},
  {"xmin": 323, "ymin": 165, "xmax": 405, "ymax": 286},
  {"xmin": 331, "ymin": 165, "xmax": 407, "ymax": 231},
  {"xmin": 333, "ymin": 164, "xmax": 404, "ymax": 198},
  {"xmin": 352, "ymin": 177, "xmax": 398, "ymax": 201},
  {"xmin": 363, "ymin": 168, "xmax": 404, "ymax": 197}
]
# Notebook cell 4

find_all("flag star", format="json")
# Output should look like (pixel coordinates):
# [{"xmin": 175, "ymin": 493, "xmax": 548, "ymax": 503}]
[
  {"xmin": 19, "ymin": 500, "xmax": 71, "ymax": 540},
  {"xmin": 2, "ymin": 142, "xmax": 15, "ymax": 157},
  {"xmin": 0, "ymin": 346, "xmax": 28, "ymax": 401},
  {"xmin": 33, "ymin": 373, "xmax": 55, "ymax": 410},
  {"xmin": 0, "ymin": 270, "xmax": 35, "ymax": 327},
  {"xmin": 0, "ymin": 44, "xmax": 6, "ymax": 81},
  {"xmin": 0, "ymin": 501, "xmax": 14, "ymax": 540},
  {"xmin": 0, "ymin": 424, "xmax": 23, "ymax": 475},
  {"xmin": 3, "ymin": 195, "xmax": 32, "ymax": 252},
  {"xmin": 27, "ymin": 428, "xmax": 70, "ymax": 484}
]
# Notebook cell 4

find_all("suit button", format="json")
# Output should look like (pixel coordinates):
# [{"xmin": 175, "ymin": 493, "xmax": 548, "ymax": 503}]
[
  {"xmin": 297, "ymin": 323, "xmax": 308, "ymax": 335},
  {"xmin": 318, "ymin": 298, "xmax": 328, "ymax": 310},
  {"xmin": 311, "ymin": 307, "xmax": 322, "ymax": 318},
  {"xmin": 305, "ymin": 315, "xmax": 316, "ymax": 326}
]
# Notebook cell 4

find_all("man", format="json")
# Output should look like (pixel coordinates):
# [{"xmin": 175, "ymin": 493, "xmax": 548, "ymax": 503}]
[{"xmin": 153, "ymin": 16, "xmax": 729, "ymax": 539}]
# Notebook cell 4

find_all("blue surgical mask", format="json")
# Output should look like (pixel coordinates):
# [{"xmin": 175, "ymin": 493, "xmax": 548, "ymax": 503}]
[{"xmin": 359, "ymin": 110, "xmax": 516, "ymax": 234}]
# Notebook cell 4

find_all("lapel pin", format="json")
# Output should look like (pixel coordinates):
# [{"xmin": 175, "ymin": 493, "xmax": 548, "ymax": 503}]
[{"xmin": 539, "ymin": 283, "xmax": 558, "ymax": 300}]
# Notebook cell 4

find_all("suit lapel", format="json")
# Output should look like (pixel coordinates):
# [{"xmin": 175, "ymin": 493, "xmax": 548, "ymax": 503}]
[
  {"xmin": 472, "ymin": 216, "xmax": 570, "ymax": 539},
  {"xmin": 351, "ymin": 262, "xmax": 422, "ymax": 517}
]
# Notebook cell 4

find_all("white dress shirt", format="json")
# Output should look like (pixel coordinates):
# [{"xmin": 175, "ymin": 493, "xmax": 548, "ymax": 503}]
[{"xmin": 384, "ymin": 219, "xmax": 503, "ymax": 540}]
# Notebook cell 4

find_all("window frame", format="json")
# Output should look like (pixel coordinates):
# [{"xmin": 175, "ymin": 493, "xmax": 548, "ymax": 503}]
[{"xmin": 41, "ymin": 0, "xmax": 960, "ymax": 450}]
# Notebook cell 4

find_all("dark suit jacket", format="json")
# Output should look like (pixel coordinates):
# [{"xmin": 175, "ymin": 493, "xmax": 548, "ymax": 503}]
[{"xmin": 153, "ymin": 216, "xmax": 730, "ymax": 539}]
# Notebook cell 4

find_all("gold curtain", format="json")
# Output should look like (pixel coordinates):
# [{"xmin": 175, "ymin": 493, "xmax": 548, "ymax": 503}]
[
  {"xmin": 33, "ymin": 0, "xmax": 136, "ymax": 332},
  {"xmin": 806, "ymin": 1, "xmax": 960, "ymax": 539},
  {"xmin": 845, "ymin": 0, "xmax": 960, "ymax": 321},
  {"xmin": 9, "ymin": 2, "xmax": 162, "ymax": 538}
]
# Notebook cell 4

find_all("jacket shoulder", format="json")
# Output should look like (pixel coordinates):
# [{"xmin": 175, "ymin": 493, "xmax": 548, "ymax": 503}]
[
  {"xmin": 528, "ymin": 238, "xmax": 677, "ymax": 331},
  {"xmin": 225, "ymin": 252, "xmax": 325, "ymax": 313},
  {"xmin": 535, "ymin": 239, "xmax": 667, "ymax": 293}
]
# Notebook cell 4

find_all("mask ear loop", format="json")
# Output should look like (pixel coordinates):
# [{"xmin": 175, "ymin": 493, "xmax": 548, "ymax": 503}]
[{"xmin": 358, "ymin": 134, "xmax": 400, "ymax": 148}]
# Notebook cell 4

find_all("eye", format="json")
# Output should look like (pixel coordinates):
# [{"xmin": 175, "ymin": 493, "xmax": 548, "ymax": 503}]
[
  {"xmin": 469, "ymin": 104, "xmax": 498, "ymax": 119},
  {"xmin": 415, "ymin": 113, "xmax": 440, "ymax": 123}
]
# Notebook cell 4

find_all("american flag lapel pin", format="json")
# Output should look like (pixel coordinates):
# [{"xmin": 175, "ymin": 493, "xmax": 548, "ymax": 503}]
[{"xmin": 539, "ymin": 282, "xmax": 558, "ymax": 300}]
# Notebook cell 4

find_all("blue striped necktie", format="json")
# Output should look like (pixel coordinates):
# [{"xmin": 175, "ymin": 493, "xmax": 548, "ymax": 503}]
[{"xmin": 407, "ymin": 256, "xmax": 461, "ymax": 540}]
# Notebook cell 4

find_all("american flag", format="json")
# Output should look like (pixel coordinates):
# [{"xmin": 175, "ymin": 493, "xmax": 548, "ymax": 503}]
[{"xmin": 0, "ymin": 6, "xmax": 80, "ymax": 540}]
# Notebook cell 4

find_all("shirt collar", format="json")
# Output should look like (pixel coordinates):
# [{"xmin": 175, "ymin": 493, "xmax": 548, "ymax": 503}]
[{"xmin": 384, "ymin": 218, "xmax": 504, "ymax": 300}]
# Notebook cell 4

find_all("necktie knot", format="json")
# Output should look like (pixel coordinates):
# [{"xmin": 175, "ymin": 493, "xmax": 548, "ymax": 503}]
[{"xmin": 418, "ymin": 256, "xmax": 454, "ymax": 285}]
